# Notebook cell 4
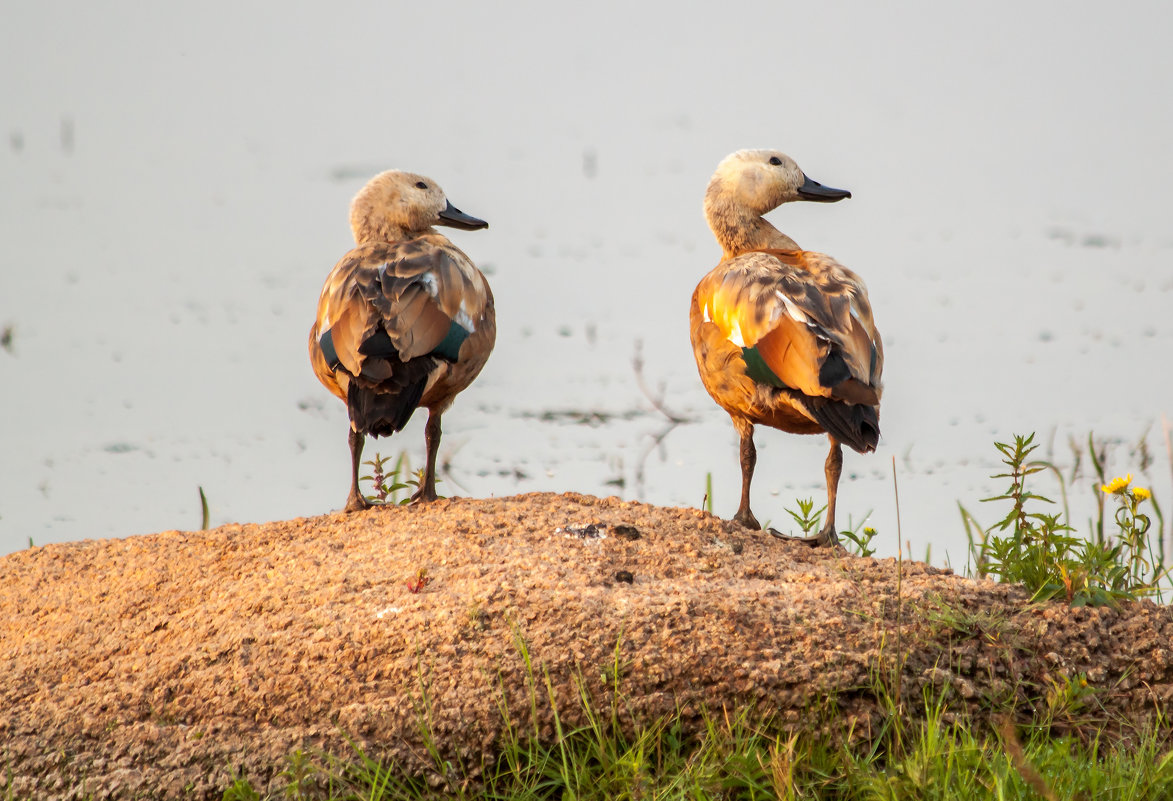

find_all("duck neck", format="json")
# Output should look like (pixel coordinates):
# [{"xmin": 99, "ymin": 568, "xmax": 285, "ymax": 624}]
[
  {"xmin": 352, "ymin": 221, "xmax": 434, "ymax": 246},
  {"xmin": 706, "ymin": 198, "xmax": 800, "ymax": 258}
]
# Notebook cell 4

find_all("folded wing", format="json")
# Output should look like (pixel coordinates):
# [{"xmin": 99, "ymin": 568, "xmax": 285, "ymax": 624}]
[
  {"xmin": 310, "ymin": 237, "xmax": 491, "ymax": 434},
  {"xmin": 700, "ymin": 249, "xmax": 883, "ymax": 408}
]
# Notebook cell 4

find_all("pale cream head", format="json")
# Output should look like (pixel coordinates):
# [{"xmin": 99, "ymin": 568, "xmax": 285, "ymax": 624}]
[
  {"xmin": 704, "ymin": 149, "xmax": 850, "ymax": 257},
  {"xmin": 706, "ymin": 149, "xmax": 808, "ymax": 216},
  {"xmin": 349, "ymin": 170, "xmax": 481, "ymax": 245}
]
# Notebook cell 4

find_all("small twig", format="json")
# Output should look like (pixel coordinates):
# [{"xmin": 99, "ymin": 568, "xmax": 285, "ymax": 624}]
[
  {"xmin": 634, "ymin": 423, "xmax": 682, "ymax": 500},
  {"xmin": 632, "ymin": 339, "xmax": 693, "ymax": 425},
  {"xmin": 438, "ymin": 437, "xmax": 471, "ymax": 496},
  {"xmin": 631, "ymin": 339, "xmax": 698, "ymax": 498}
]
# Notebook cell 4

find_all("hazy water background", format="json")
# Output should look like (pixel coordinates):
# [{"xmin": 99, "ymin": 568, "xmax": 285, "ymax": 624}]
[{"xmin": 2, "ymin": 2, "xmax": 1171, "ymax": 563}]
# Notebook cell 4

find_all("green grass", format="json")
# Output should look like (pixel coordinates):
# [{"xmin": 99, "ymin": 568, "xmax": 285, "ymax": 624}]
[
  {"xmin": 199, "ymin": 485, "xmax": 210, "ymax": 530},
  {"xmin": 215, "ymin": 679, "xmax": 1173, "ymax": 800},
  {"xmin": 214, "ymin": 605, "xmax": 1173, "ymax": 801}
]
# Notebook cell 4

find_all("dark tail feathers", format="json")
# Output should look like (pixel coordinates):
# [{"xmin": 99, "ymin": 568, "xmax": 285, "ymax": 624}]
[
  {"xmin": 345, "ymin": 344, "xmax": 440, "ymax": 437},
  {"xmin": 347, "ymin": 379, "xmax": 427, "ymax": 437},
  {"xmin": 801, "ymin": 397, "xmax": 880, "ymax": 454}
]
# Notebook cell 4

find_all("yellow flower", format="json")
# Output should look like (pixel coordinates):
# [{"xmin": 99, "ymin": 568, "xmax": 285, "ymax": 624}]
[
  {"xmin": 1133, "ymin": 486, "xmax": 1151, "ymax": 502},
  {"xmin": 1101, "ymin": 474, "xmax": 1132, "ymax": 495}
]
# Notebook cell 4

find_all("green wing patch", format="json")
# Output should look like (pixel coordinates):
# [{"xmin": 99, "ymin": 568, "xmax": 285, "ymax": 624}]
[
  {"xmin": 432, "ymin": 320, "xmax": 469, "ymax": 361},
  {"xmin": 741, "ymin": 346, "xmax": 787, "ymax": 389}
]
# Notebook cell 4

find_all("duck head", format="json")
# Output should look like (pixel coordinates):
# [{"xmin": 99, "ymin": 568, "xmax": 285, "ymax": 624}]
[
  {"xmin": 706, "ymin": 149, "xmax": 851, "ymax": 218},
  {"xmin": 349, "ymin": 169, "xmax": 488, "ymax": 245},
  {"xmin": 704, "ymin": 149, "xmax": 851, "ymax": 256}
]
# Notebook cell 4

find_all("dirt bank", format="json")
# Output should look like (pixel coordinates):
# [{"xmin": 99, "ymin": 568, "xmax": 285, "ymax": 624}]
[{"xmin": 1, "ymin": 492, "xmax": 1171, "ymax": 799}]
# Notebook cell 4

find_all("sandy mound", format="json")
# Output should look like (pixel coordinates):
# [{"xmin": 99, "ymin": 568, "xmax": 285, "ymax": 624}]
[{"xmin": 1, "ymin": 492, "xmax": 1171, "ymax": 799}]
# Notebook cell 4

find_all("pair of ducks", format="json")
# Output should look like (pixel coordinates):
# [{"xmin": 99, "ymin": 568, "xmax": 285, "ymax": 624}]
[{"xmin": 309, "ymin": 150, "xmax": 883, "ymax": 547}]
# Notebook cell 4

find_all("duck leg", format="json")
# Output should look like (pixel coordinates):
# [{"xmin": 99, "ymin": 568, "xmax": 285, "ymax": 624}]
[
  {"xmin": 813, "ymin": 437, "xmax": 843, "ymax": 547},
  {"xmin": 732, "ymin": 418, "xmax": 760, "ymax": 529},
  {"xmin": 411, "ymin": 409, "xmax": 442, "ymax": 503},
  {"xmin": 344, "ymin": 427, "xmax": 372, "ymax": 512}
]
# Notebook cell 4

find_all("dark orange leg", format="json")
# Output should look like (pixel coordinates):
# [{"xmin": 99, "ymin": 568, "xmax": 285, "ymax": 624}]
[
  {"xmin": 344, "ymin": 427, "xmax": 372, "ymax": 512},
  {"xmin": 411, "ymin": 410, "xmax": 442, "ymax": 503},
  {"xmin": 814, "ymin": 437, "xmax": 843, "ymax": 547},
  {"xmin": 732, "ymin": 418, "xmax": 760, "ymax": 530}
]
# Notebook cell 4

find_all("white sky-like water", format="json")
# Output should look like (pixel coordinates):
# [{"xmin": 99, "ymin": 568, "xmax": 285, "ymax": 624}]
[{"xmin": 2, "ymin": 2, "xmax": 1171, "ymax": 563}]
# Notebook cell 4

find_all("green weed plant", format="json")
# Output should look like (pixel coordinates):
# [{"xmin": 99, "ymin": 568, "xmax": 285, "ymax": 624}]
[
  {"xmin": 362, "ymin": 452, "xmax": 436, "ymax": 506},
  {"xmin": 840, "ymin": 519, "xmax": 879, "ymax": 558},
  {"xmin": 961, "ymin": 433, "xmax": 1168, "ymax": 606},
  {"xmin": 784, "ymin": 496, "xmax": 825, "ymax": 537}
]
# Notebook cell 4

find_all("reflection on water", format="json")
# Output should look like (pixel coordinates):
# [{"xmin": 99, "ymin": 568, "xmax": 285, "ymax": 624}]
[{"xmin": 2, "ymin": 3, "xmax": 1171, "ymax": 562}]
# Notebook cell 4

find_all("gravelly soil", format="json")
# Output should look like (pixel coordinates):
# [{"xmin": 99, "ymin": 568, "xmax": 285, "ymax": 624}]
[{"xmin": 2, "ymin": 492, "xmax": 1171, "ymax": 799}]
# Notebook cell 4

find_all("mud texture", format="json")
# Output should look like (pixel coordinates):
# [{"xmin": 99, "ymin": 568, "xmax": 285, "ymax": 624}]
[{"xmin": 2, "ymin": 492, "xmax": 1171, "ymax": 799}]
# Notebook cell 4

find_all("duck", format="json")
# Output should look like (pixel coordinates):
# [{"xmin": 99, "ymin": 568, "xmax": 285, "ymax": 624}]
[
  {"xmin": 309, "ymin": 169, "xmax": 495, "ymax": 512},
  {"xmin": 689, "ymin": 149, "xmax": 882, "ymax": 547}
]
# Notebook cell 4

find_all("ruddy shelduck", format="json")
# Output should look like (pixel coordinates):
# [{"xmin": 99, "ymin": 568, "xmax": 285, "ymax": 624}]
[
  {"xmin": 690, "ymin": 149, "xmax": 882, "ymax": 547},
  {"xmin": 310, "ymin": 170, "xmax": 495, "ymax": 511}
]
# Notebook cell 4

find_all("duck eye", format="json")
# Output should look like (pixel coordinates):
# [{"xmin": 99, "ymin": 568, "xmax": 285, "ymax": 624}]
[
  {"xmin": 415, "ymin": 181, "xmax": 428, "ymax": 189},
  {"xmin": 768, "ymin": 156, "xmax": 782, "ymax": 166}
]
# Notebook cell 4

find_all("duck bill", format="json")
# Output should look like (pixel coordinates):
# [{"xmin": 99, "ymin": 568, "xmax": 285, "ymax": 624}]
[
  {"xmin": 437, "ymin": 200, "xmax": 489, "ymax": 230},
  {"xmin": 797, "ymin": 175, "xmax": 852, "ymax": 202}
]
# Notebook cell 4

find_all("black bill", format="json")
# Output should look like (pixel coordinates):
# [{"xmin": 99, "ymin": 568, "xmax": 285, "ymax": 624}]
[
  {"xmin": 797, "ymin": 175, "xmax": 852, "ymax": 202},
  {"xmin": 437, "ymin": 200, "xmax": 489, "ymax": 230}
]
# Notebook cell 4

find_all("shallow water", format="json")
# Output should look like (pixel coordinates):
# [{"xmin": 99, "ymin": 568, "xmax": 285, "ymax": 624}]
[{"xmin": 2, "ymin": 2, "xmax": 1171, "ymax": 562}]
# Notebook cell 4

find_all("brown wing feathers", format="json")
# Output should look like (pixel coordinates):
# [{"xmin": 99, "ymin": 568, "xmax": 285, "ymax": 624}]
[
  {"xmin": 732, "ymin": 250, "xmax": 882, "ymax": 452},
  {"xmin": 321, "ymin": 300, "xmax": 370, "ymax": 377},
  {"xmin": 366, "ymin": 278, "xmax": 452, "ymax": 362},
  {"xmin": 750, "ymin": 250, "xmax": 881, "ymax": 399},
  {"xmin": 756, "ymin": 316, "xmax": 880, "ymax": 453},
  {"xmin": 319, "ymin": 243, "xmax": 478, "ymax": 437},
  {"xmin": 753, "ymin": 313, "xmax": 826, "ymax": 398}
]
